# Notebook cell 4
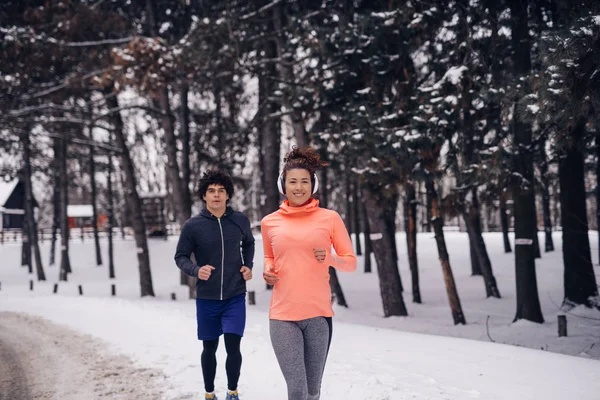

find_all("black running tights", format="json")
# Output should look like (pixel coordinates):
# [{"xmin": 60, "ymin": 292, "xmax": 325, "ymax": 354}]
[{"xmin": 201, "ymin": 333, "xmax": 242, "ymax": 392}]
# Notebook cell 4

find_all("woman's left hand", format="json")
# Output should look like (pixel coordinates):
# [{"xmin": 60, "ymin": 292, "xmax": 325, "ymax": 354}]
[{"xmin": 313, "ymin": 248, "xmax": 327, "ymax": 263}]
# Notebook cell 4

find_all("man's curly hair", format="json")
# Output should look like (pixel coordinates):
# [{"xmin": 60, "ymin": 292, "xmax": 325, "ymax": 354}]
[{"xmin": 197, "ymin": 170, "xmax": 234, "ymax": 201}]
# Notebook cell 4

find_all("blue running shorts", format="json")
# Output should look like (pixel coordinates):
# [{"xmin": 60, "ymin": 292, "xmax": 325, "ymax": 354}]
[{"xmin": 196, "ymin": 293, "xmax": 246, "ymax": 340}]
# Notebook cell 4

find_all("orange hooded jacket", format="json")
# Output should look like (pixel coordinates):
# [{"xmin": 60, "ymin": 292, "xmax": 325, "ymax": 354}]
[{"xmin": 261, "ymin": 198, "xmax": 357, "ymax": 321}]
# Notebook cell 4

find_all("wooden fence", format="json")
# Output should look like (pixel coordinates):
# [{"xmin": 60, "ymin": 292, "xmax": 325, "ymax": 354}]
[{"xmin": 0, "ymin": 224, "xmax": 182, "ymax": 245}]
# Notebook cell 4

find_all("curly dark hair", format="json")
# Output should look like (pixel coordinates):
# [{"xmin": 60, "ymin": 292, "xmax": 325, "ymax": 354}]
[
  {"xmin": 197, "ymin": 170, "xmax": 234, "ymax": 201},
  {"xmin": 281, "ymin": 146, "xmax": 329, "ymax": 189}
]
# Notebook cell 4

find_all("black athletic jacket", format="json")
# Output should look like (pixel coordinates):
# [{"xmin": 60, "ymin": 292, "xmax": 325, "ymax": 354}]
[{"xmin": 174, "ymin": 207, "xmax": 255, "ymax": 300}]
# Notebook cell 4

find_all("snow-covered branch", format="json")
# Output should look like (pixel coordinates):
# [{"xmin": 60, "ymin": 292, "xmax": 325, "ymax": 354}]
[
  {"xmin": 40, "ymin": 117, "xmax": 115, "ymax": 132},
  {"xmin": 40, "ymin": 131, "xmax": 122, "ymax": 154},
  {"xmin": 46, "ymin": 37, "xmax": 136, "ymax": 47},
  {"xmin": 92, "ymin": 105, "xmax": 167, "ymax": 122},
  {"xmin": 19, "ymin": 69, "xmax": 110, "ymax": 101},
  {"xmin": 240, "ymin": 0, "xmax": 283, "ymax": 21}
]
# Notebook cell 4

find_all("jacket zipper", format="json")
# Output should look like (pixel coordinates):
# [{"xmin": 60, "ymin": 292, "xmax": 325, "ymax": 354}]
[{"xmin": 217, "ymin": 217, "xmax": 225, "ymax": 300}]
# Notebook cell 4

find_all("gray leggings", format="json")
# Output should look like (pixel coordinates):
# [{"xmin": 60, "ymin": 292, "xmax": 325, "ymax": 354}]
[{"xmin": 270, "ymin": 317, "xmax": 332, "ymax": 400}]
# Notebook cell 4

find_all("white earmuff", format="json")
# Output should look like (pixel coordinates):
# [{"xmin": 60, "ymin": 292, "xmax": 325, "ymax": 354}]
[{"xmin": 278, "ymin": 172, "xmax": 319, "ymax": 195}]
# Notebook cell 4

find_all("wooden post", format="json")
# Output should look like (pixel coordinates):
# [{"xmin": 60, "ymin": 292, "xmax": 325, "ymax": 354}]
[
  {"xmin": 111, "ymin": 283, "xmax": 116, "ymax": 296},
  {"xmin": 78, "ymin": 285, "xmax": 83, "ymax": 295},
  {"xmin": 558, "ymin": 315, "xmax": 567, "ymax": 337},
  {"xmin": 170, "ymin": 292, "xmax": 176, "ymax": 301},
  {"xmin": 248, "ymin": 290, "xmax": 256, "ymax": 305},
  {"xmin": 53, "ymin": 283, "xmax": 58, "ymax": 293}
]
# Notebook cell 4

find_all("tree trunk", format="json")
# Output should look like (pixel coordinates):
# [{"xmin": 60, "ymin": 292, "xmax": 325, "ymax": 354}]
[
  {"xmin": 352, "ymin": 176, "xmax": 362, "ymax": 256},
  {"xmin": 596, "ymin": 129, "xmax": 600, "ymax": 264},
  {"xmin": 510, "ymin": 0, "xmax": 544, "ymax": 323},
  {"xmin": 257, "ymin": 42, "xmax": 281, "ymax": 220},
  {"xmin": 533, "ymin": 200, "xmax": 541, "ymax": 259},
  {"xmin": 179, "ymin": 85, "xmax": 192, "ymax": 287},
  {"xmin": 258, "ymin": 31, "xmax": 281, "ymax": 292},
  {"xmin": 456, "ymin": 0, "xmax": 482, "ymax": 278},
  {"xmin": 158, "ymin": 88, "xmax": 188, "ymax": 224},
  {"xmin": 552, "ymin": 180, "xmax": 560, "ymax": 235},
  {"xmin": 328, "ymin": 266, "xmax": 348, "ymax": 307},
  {"xmin": 462, "ymin": 206, "xmax": 501, "ymax": 298},
  {"xmin": 319, "ymin": 166, "xmax": 329, "ymax": 210},
  {"xmin": 560, "ymin": 120, "xmax": 599, "ymax": 307},
  {"xmin": 512, "ymin": 124, "xmax": 544, "ymax": 321},
  {"xmin": 50, "ymin": 138, "xmax": 60, "ymax": 266},
  {"xmin": 384, "ymin": 189, "xmax": 402, "ymax": 292},
  {"xmin": 107, "ymin": 134, "xmax": 116, "ymax": 279},
  {"xmin": 362, "ymin": 202, "xmax": 372, "ymax": 273},
  {"xmin": 59, "ymin": 134, "xmax": 71, "ymax": 281},
  {"xmin": 489, "ymin": 0, "xmax": 511, "ymax": 255},
  {"xmin": 362, "ymin": 186, "xmax": 407, "ymax": 317},
  {"xmin": 145, "ymin": 0, "xmax": 189, "ymax": 227},
  {"xmin": 470, "ymin": 239, "xmax": 482, "ymax": 275},
  {"xmin": 426, "ymin": 179, "xmax": 466, "ymax": 324},
  {"xmin": 404, "ymin": 181, "xmax": 421, "ymax": 304},
  {"xmin": 345, "ymin": 172, "xmax": 353, "ymax": 237},
  {"xmin": 424, "ymin": 182, "xmax": 432, "ymax": 232},
  {"xmin": 107, "ymin": 89, "xmax": 155, "ymax": 297},
  {"xmin": 463, "ymin": 188, "xmax": 501, "ymax": 297},
  {"xmin": 21, "ymin": 202, "xmax": 31, "ymax": 270},
  {"xmin": 272, "ymin": 2, "xmax": 310, "ymax": 148},
  {"xmin": 21, "ymin": 132, "xmax": 45, "ymax": 281},
  {"xmin": 539, "ymin": 140, "xmax": 554, "ymax": 252},
  {"xmin": 179, "ymin": 84, "xmax": 192, "ymax": 216},
  {"xmin": 500, "ymin": 191, "xmax": 512, "ymax": 252},
  {"xmin": 89, "ymin": 136, "xmax": 103, "ymax": 267},
  {"xmin": 317, "ymin": 153, "xmax": 348, "ymax": 306},
  {"xmin": 116, "ymin": 169, "xmax": 127, "ymax": 240}
]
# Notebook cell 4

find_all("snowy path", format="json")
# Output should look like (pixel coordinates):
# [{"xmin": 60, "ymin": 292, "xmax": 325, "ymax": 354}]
[
  {"xmin": 0, "ymin": 317, "xmax": 31, "ymax": 400},
  {"xmin": 0, "ymin": 312, "xmax": 168, "ymax": 400},
  {"xmin": 1, "ymin": 296, "xmax": 599, "ymax": 400}
]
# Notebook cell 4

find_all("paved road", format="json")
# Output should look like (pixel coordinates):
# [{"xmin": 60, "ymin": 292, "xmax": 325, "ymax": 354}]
[{"xmin": 0, "ymin": 312, "xmax": 168, "ymax": 400}]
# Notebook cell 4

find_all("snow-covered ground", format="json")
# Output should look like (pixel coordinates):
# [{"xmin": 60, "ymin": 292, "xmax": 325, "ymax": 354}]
[{"xmin": 1, "ymin": 231, "xmax": 599, "ymax": 399}]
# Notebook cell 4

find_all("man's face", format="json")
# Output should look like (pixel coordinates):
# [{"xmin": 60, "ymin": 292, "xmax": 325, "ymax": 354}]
[{"xmin": 203, "ymin": 184, "xmax": 229, "ymax": 215}]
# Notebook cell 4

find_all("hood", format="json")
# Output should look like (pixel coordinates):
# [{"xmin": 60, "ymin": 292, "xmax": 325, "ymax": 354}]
[{"xmin": 278, "ymin": 198, "xmax": 321, "ymax": 216}]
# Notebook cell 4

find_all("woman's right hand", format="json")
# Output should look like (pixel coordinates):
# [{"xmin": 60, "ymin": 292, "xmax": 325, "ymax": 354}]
[{"xmin": 263, "ymin": 269, "xmax": 280, "ymax": 285}]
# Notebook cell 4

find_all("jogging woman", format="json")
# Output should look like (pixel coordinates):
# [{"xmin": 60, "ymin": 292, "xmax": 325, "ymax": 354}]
[{"xmin": 261, "ymin": 146, "xmax": 357, "ymax": 400}]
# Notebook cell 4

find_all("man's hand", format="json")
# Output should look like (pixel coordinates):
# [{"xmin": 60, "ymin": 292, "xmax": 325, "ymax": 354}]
[
  {"xmin": 197, "ymin": 265, "xmax": 215, "ymax": 280},
  {"xmin": 263, "ymin": 269, "xmax": 280, "ymax": 285},
  {"xmin": 240, "ymin": 266, "xmax": 252, "ymax": 281}
]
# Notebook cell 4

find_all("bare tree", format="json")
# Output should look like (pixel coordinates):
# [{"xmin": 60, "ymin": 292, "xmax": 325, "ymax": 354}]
[
  {"xmin": 87, "ymin": 109, "xmax": 103, "ymax": 267},
  {"xmin": 49, "ymin": 138, "xmax": 61, "ymax": 266},
  {"xmin": 404, "ymin": 181, "xmax": 421, "ymax": 304},
  {"xmin": 59, "ymin": 132, "xmax": 71, "ymax": 281},
  {"xmin": 362, "ymin": 185, "xmax": 407, "ymax": 317},
  {"xmin": 106, "ymin": 88, "xmax": 155, "ymax": 297},
  {"xmin": 107, "ymin": 134, "xmax": 116, "ymax": 279},
  {"xmin": 426, "ymin": 179, "xmax": 466, "ymax": 324},
  {"xmin": 509, "ymin": 0, "xmax": 544, "ymax": 323},
  {"xmin": 21, "ymin": 130, "xmax": 45, "ymax": 281}
]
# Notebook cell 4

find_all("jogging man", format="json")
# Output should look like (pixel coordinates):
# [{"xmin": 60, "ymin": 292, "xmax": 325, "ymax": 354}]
[{"xmin": 175, "ymin": 170, "xmax": 255, "ymax": 400}]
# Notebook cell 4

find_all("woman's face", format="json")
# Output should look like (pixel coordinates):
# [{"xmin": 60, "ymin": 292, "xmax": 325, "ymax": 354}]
[{"xmin": 285, "ymin": 168, "xmax": 312, "ymax": 207}]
